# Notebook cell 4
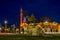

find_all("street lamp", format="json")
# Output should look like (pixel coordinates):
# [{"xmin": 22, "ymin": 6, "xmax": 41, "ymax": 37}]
[
  {"xmin": 4, "ymin": 20, "xmax": 8, "ymax": 28},
  {"xmin": 4, "ymin": 20, "xmax": 8, "ymax": 24}
]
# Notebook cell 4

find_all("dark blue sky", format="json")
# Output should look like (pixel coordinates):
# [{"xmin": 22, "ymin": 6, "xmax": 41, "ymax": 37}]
[{"xmin": 0, "ymin": 0, "xmax": 60, "ymax": 25}]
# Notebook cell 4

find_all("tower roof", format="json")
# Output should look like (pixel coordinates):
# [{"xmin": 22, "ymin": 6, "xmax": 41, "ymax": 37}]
[{"xmin": 20, "ymin": 8, "xmax": 22, "ymax": 12}]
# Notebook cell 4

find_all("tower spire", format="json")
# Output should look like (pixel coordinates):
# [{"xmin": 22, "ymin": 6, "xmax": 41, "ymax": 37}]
[
  {"xmin": 20, "ymin": 8, "xmax": 22, "ymax": 13},
  {"xmin": 20, "ymin": 8, "xmax": 23, "ymax": 27}
]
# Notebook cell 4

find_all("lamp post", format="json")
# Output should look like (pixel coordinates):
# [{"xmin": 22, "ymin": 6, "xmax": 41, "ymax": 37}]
[
  {"xmin": 4, "ymin": 20, "xmax": 8, "ymax": 32},
  {"xmin": 4, "ymin": 20, "xmax": 8, "ymax": 28}
]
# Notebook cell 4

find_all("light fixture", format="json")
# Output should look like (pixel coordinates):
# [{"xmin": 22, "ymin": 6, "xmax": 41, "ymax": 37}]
[{"xmin": 4, "ymin": 20, "xmax": 8, "ymax": 24}]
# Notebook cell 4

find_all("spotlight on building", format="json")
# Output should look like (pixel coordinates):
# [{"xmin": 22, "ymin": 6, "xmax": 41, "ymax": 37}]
[
  {"xmin": 53, "ymin": 21, "xmax": 57, "ymax": 26},
  {"xmin": 44, "ymin": 21, "xmax": 48, "ymax": 23},
  {"xmin": 43, "ymin": 21, "xmax": 49, "ymax": 25}
]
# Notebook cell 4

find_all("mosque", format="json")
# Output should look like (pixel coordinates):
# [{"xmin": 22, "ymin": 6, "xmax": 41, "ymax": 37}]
[{"xmin": 20, "ymin": 8, "xmax": 60, "ymax": 36}]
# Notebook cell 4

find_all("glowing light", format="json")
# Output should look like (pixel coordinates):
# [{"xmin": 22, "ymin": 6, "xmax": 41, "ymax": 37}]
[
  {"xmin": 45, "ymin": 21, "xmax": 48, "ymax": 23},
  {"xmin": 43, "ymin": 21, "xmax": 49, "ymax": 25},
  {"xmin": 20, "ymin": 24, "xmax": 23, "ymax": 27},
  {"xmin": 4, "ymin": 20, "xmax": 8, "ymax": 24},
  {"xmin": 37, "ymin": 24, "xmax": 41, "ymax": 27},
  {"xmin": 23, "ymin": 17, "xmax": 26, "ymax": 22},
  {"xmin": 0, "ymin": 27, "xmax": 2, "ymax": 30},
  {"xmin": 53, "ymin": 22, "xmax": 57, "ymax": 25},
  {"xmin": 21, "ymin": 32, "xmax": 23, "ymax": 34},
  {"xmin": 31, "ymin": 23, "xmax": 34, "ymax": 25},
  {"xmin": 58, "ymin": 24, "xmax": 60, "ymax": 32}
]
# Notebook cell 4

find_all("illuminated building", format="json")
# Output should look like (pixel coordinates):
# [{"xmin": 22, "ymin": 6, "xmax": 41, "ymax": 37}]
[
  {"xmin": 58, "ymin": 24, "xmax": 60, "ymax": 32},
  {"xmin": 19, "ymin": 8, "xmax": 60, "ymax": 35},
  {"xmin": 40, "ymin": 17, "xmax": 52, "ymax": 22}
]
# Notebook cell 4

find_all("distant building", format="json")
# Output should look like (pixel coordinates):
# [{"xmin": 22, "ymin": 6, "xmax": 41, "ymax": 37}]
[{"xmin": 19, "ymin": 8, "xmax": 60, "ymax": 35}]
